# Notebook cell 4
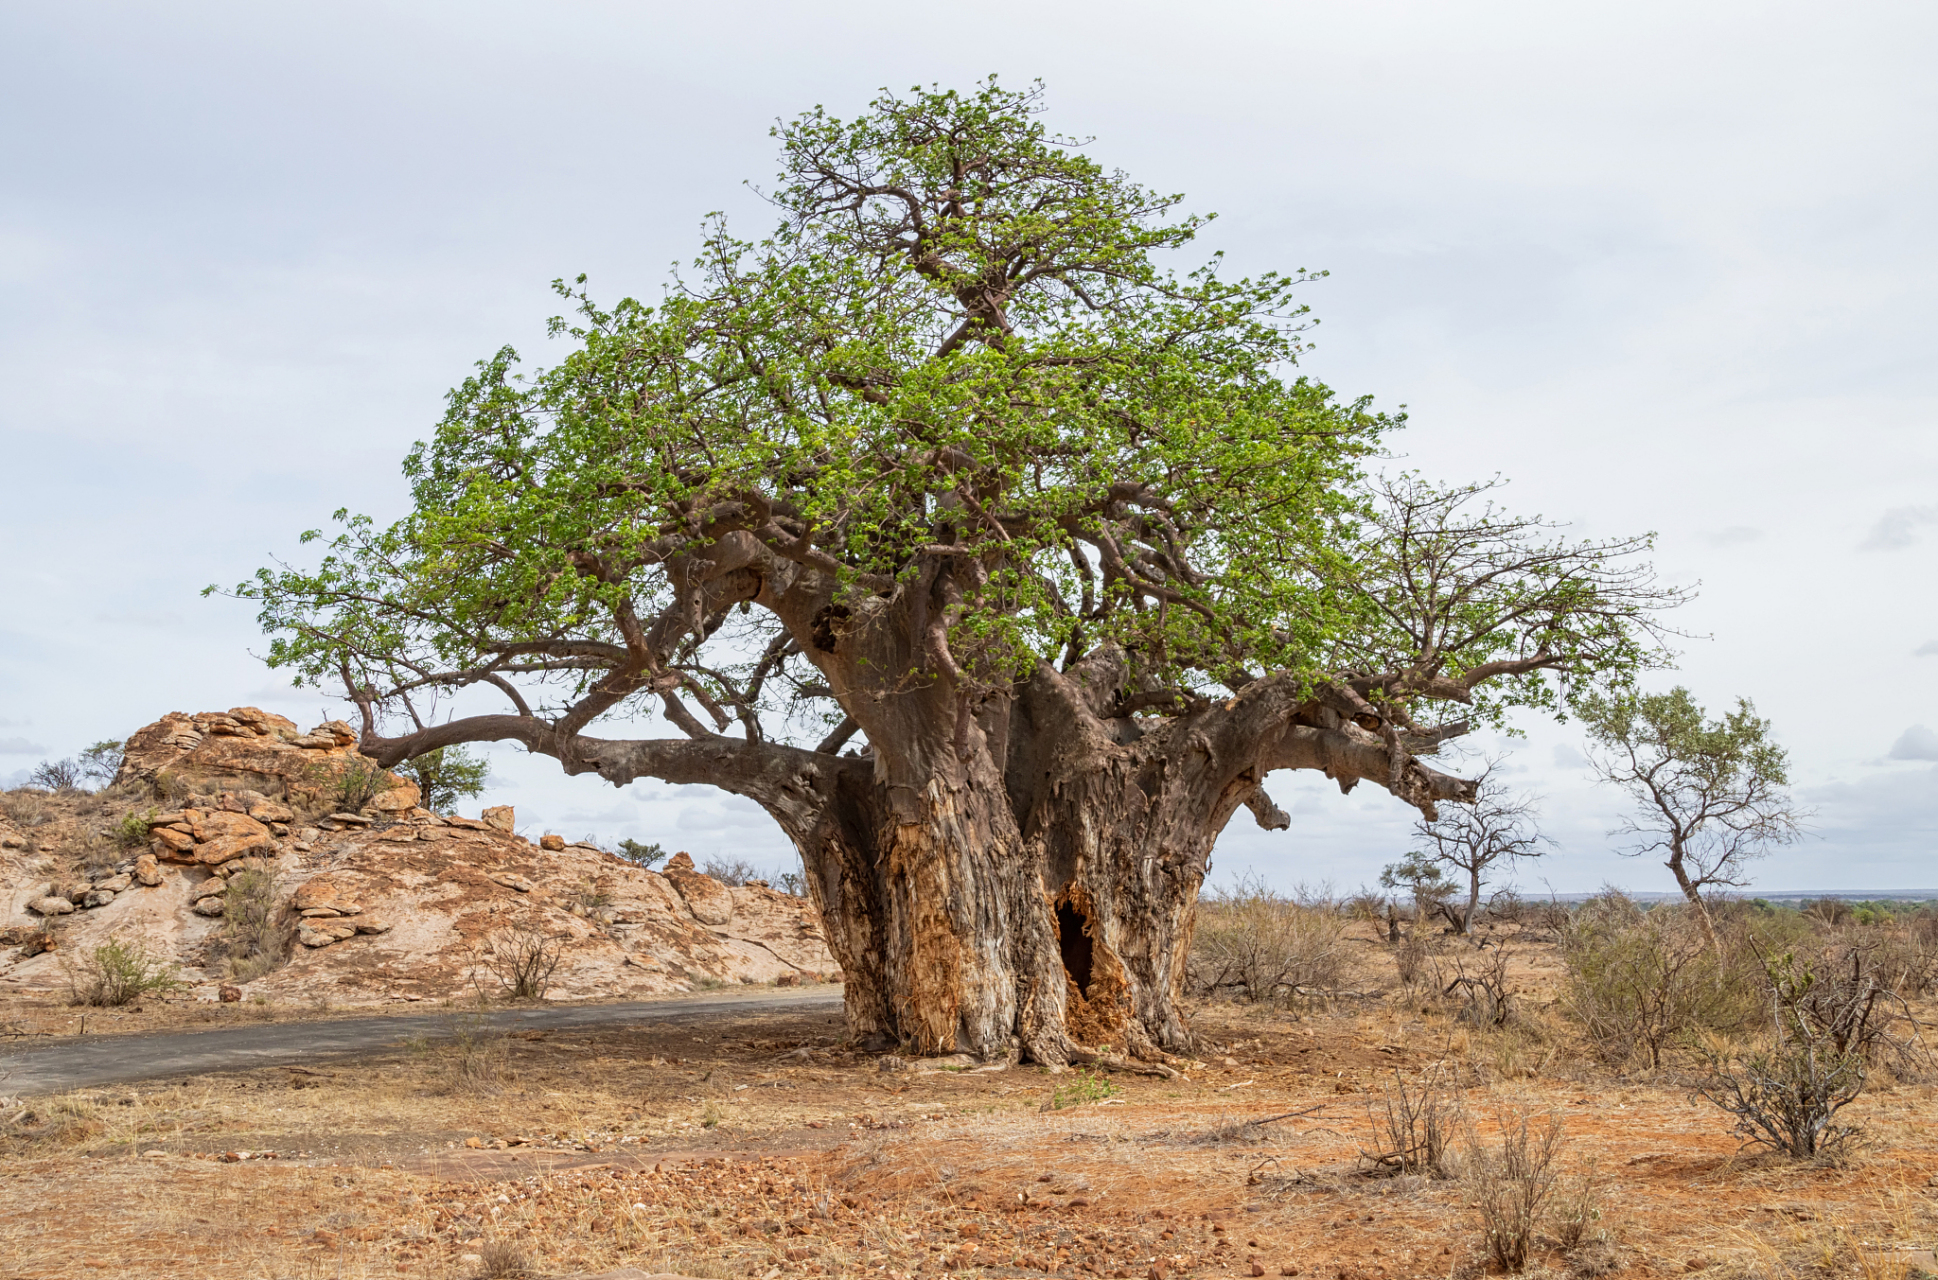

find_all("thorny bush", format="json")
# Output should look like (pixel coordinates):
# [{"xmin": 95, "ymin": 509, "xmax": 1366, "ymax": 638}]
[{"xmin": 1188, "ymin": 877, "xmax": 1349, "ymax": 1003}]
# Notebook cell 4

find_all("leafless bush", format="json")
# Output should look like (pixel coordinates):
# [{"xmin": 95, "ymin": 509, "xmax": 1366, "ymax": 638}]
[
  {"xmin": 1360, "ymin": 1070, "xmax": 1458, "ymax": 1177},
  {"xmin": 1696, "ymin": 951, "xmax": 1873, "ymax": 1159},
  {"xmin": 1467, "ymin": 1111, "xmax": 1565, "ymax": 1272},
  {"xmin": 1444, "ymin": 944, "xmax": 1514, "ymax": 1027},
  {"xmin": 700, "ymin": 856, "xmax": 763, "ymax": 886},
  {"xmin": 1552, "ymin": 1157, "xmax": 1607, "ymax": 1252},
  {"xmin": 1394, "ymin": 930, "xmax": 1431, "ymax": 990},
  {"xmin": 1189, "ymin": 876, "xmax": 1350, "ymax": 1002},
  {"xmin": 1559, "ymin": 891, "xmax": 1755, "ymax": 1069},
  {"xmin": 486, "ymin": 925, "xmax": 562, "ymax": 1000},
  {"xmin": 28, "ymin": 759, "xmax": 83, "ymax": 792},
  {"xmin": 423, "ymin": 1009, "xmax": 508, "ymax": 1095}
]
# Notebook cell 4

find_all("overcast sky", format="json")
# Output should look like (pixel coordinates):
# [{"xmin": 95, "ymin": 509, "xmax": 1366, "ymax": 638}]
[{"xmin": 3, "ymin": 1, "xmax": 1934, "ymax": 894}]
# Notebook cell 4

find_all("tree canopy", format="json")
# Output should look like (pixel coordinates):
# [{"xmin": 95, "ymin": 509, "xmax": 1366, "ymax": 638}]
[{"xmin": 224, "ymin": 79, "xmax": 1681, "ymax": 791}]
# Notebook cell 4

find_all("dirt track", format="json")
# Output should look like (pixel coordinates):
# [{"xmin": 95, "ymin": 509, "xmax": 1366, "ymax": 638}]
[{"xmin": 0, "ymin": 988, "xmax": 841, "ymax": 1094}]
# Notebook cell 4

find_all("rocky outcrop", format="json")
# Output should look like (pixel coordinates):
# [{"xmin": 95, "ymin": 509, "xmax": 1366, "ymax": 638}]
[
  {"xmin": 0, "ymin": 709, "xmax": 834, "ymax": 1004},
  {"xmin": 115, "ymin": 708, "xmax": 421, "ymax": 813}
]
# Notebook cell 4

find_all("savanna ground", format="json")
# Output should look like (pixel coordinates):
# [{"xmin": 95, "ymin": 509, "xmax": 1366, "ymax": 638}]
[{"xmin": 2, "ymin": 898, "xmax": 1936, "ymax": 1280}]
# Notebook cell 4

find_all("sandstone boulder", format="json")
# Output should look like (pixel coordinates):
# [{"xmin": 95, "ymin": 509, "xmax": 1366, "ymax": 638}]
[
  {"xmin": 132, "ymin": 855, "xmax": 163, "ymax": 886},
  {"xmin": 482, "ymin": 805, "xmax": 515, "ymax": 831},
  {"xmin": 291, "ymin": 878, "xmax": 362, "ymax": 917},
  {"xmin": 27, "ymin": 896, "xmax": 74, "ymax": 917},
  {"xmin": 662, "ymin": 853, "xmax": 734, "ymax": 925},
  {"xmin": 191, "ymin": 897, "xmax": 225, "ymax": 917},
  {"xmin": 539, "ymin": 834, "xmax": 566, "ymax": 851},
  {"xmin": 94, "ymin": 874, "xmax": 133, "ymax": 893},
  {"xmin": 197, "ymin": 832, "xmax": 276, "ymax": 866}
]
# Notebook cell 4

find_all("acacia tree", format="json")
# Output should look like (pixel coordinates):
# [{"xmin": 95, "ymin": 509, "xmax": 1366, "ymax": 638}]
[
  {"xmin": 1581, "ymin": 687, "xmax": 1802, "ymax": 950},
  {"xmin": 224, "ymin": 82, "xmax": 1681, "ymax": 1064},
  {"xmin": 1384, "ymin": 760, "xmax": 1547, "ymax": 936}
]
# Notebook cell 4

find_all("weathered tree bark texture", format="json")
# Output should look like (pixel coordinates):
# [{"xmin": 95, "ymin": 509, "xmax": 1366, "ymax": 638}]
[{"xmin": 351, "ymin": 523, "xmax": 1484, "ymax": 1066}]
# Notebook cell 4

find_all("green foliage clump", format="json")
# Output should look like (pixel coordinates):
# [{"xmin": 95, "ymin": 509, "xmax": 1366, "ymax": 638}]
[
  {"xmin": 399, "ymin": 745, "xmax": 490, "ymax": 814},
  {"xmin": 1558, "ymin": 892, "xmax": 1756, "ymax": 1070},
  {"xmin": 111, "ymin": 808, "xmax": 154, "ymax": 850},
  {"xmin": 217, "ymin": 868, "xmax": 287, "ymax": 982},
  {"xmin": 66, "ymin": 938, "xmax": 184, "ymax": 1007},
  {"xmin": 1049, "ymin": 1067, "xmax": 1116, "ymax": 1109},
  {"xmin": 614, "ymin": 838, "xmax": 667, "ymax": 868}
]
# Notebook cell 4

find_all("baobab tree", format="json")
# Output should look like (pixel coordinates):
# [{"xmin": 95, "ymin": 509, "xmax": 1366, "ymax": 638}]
[{"xmin": 224, "ymin": 80, "xmax": 1682, "ymax": 1065}]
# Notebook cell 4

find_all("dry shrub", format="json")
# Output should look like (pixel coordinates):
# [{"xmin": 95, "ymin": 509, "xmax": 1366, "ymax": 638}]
[
  {"xmin": 486, "ymin": 925, "xmax": 563, "ymax": 1000},
  {"xmin": 1552, "ymin": 1156, "xmax": 1608, "ymax": 1251},
  {"xmin": 1444, "ymin": 944, "xmax": 1515, "ymax": 1027},
  {"xmin": 1361, "ymin": 1069, "xmax": 1458, "ymax": 1177},
  {"xmin": 1467, "ymin": 1110, "xmax": 1565, "ymax": 1272},
  {"xmin": 426, "ymin": 1009, "xmax": 510, "ymax": 1095},
  {"xmin": 64, "ymin": 937, "xmax": 184, "ymax": 1007},
  {"xmin": 1695, "ymin": 950, "xmax": 1873, "ymax": 1160},
  {"xmin": 215, "ymin": 867, "xmax": 287, "ymax": 982},
  {"xmin": 700, "ymin": 856, "xmax": 762, "ymax": 886},
  {"xmin": 1559, "ymin": 891, "xmax": 1755, "ymax": 1070},
  {"xmin": 2, "ymin": 790, "xmax": 51, "ymax": 828},
  {"xmin": 477, "ymin": 1239, "xmax": 533, "ymax": 1278},
  {"xmin": 1189, "ymin": 876, "xmax": 1349, "ymax": 1002}
]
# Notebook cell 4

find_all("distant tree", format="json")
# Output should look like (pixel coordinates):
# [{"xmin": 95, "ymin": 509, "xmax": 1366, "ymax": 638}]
[
  {"xmin": 1581, "ymin": 687, "xmax": 1803, "ymax": 950},
  {"xmin": 28, "ymin": 758, "xmax": 82, "ymax": 792},
  {"xmin": 1390, "ymin": 761, "xmax": 1548, "ymax": 935},
  {"xmin": 399, "ymin": 744, "xmax": 491, "ymax": 814},
  {"xmin": 77, "ymin": 740, "xmax": 124, "ymax": 788},
  {"xmin": 1379, "ymin": 852, "xmax": 1456, "ymax": 932},
  {"xmin": 615, "ymin": 838, "xmax": 668, "ymax": 869},
  {"xmin": 702, "ymin": 857, "xmax": 763, "ymax": 887}
]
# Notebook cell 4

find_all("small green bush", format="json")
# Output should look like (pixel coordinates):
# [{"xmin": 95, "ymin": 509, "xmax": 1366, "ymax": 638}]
[
  {"xmin": 111, "ymin": 809, "xmax": 154, "ymax": 850},
  {"xmin": 66, "ymin": 938, "xmax": 184, "ymax": 1007},
  {"xmin": 1049, "ymin": 1067, "xmax": 1116, "ymax": 1110},
  {"xmin": 1559, "ymin": 892, "xmax": 1756, "ymax": 1069}
]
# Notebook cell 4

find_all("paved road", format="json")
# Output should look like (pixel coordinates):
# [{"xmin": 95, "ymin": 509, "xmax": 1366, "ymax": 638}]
[{"xmin": 0, "ymin": 990, "xmax": 843, "ymax": 1095}]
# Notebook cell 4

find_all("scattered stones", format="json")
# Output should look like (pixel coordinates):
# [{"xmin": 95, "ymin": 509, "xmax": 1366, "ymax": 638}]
[
  {"xmin": 192, "ymin": 897, "xmax": 225, "ymax": 917},
  {"xmin": 323, "ymin": 813, "xmax": 372, "ymax": 827},
  {"xmin": 150, "ymin": 827, "xmax": 195, "ymax": 857},
  {"xmin": 490, "ymin": 874, "xmax": 534, "ymax": 893},
  {"xmin": 81, "ymin": 889, "xmax": 116, "ymax": 909},
  {"xmin": 27, "ymin": 896, "xmax": 75, "ymax": 917},
  {"xmin": 482, "ymin": 805, "xmax": 515, "ymax": 831},
  {"xmin": 94, "ymin": 874, "xmax": 133, "ymax": 893},
  {"xmin": 218, "ymin": 983, "xmax": 242, "ymax": 1002},
  {"xmin": 539, "ymin": 834, "xmax": 566, "ymax": 852}
]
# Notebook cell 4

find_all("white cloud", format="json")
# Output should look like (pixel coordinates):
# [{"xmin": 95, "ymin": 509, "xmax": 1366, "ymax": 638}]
[
  {"xmin": 0, "ymin": 737, "xmax": 48, "ymax": 756},
  {"xmin": 1888, "ymin": 725, "xmax": 1938, "ymax": 762},
  {"xmin": 1698, "ymin": 526, "xmax": 1763, "ymax": 547},
  {"xmin": 1859, "ymin": 506, "xmax": 1938, "ymax": 551},
  {"xmin": 1552, "ymin": 743, "xmax": 1590, "ymax": 769},
  {"xmin": 1915, "ymin": 640, "xmax": 1938, "ymax": 657}
]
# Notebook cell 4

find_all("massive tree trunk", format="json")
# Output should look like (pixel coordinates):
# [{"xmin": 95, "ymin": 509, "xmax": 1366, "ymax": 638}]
[
  {"xmin": 354, "ymin": 537, "xmax": 1481, "ymax": 1066},
  {"xmin": 702, "ymin": 633, "xmax": 1476, "ymax": 1065}
]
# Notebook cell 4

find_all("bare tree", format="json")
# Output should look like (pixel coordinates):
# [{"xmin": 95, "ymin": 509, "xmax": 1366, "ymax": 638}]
[
  {"xmin": 1581, "ymin": 687, "xmax": 1803, "ymax": 950},
  {"xmin": 1391, "ymin": 759, "xmax": 1548, "ymax": 935}
]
